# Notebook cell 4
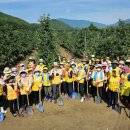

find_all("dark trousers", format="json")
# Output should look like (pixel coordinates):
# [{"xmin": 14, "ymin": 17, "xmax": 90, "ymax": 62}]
[
  {"xmin": 74, "ymin": 81, "xmax": 78, "ymax": 92},
  {"xmin": 41, "ymin": 87, "xmax": 45, "ymax": 100},
  {"xmin": 0, "ymin": 95, "xmax": 3, "ymax": 107},
  {"xmin": 79, "ymin": 83, "xmax": 84, "ymax": 97},
  {"xmin": 67, "ymin": 82, "xmax": 73, "ymax": 96},
  {"xmin": 32, "ymin": 91, "xmax": 39, "ymax": 105},
  {"xmin": 52, "ymin": 84, "xmax": 59, "ymax": 99},
  {"xmin": 61, "ymin": 82, "xmax": 67, "ymax": 94},
  {"xmin": 20, "ymin": 95, "xmax": 27, "ymax": 107},
  {"xmin": 8, "ymin": 99, "xmax": 18, "ymax": 114},
  {"xmin": 93, "ymin": 87, "xmax": 103, "ymax": 99},
  {"xmin": 108, "ymin": 90, "xmax": 118, "ymax": 107}
]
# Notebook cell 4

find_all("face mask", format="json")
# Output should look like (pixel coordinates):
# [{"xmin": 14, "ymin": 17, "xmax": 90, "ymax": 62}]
[
  {"xmin": 97, "ymin": 68, "xmax": 101, "ymax": 72},
  {"xmin": 60, "ymin": 65, "xmax": 63, "ymax": 68},
  {"xmin": 9, "ymin": 82, "xmax": 13, "ymax": 86},
  {"xmin": 72, "ymin": 65, "xmax": 75, "ymax": 68},
  {"xmin": 35, "ymin": 72, "xmax": 40, "ymax": 76},
  {"xmin": 21, "ymin": 73, "xmax": 26, "ymax": 78},
  {"xmin": 12, "ymin": 71, "xmax": 18, "ymax": 76}
]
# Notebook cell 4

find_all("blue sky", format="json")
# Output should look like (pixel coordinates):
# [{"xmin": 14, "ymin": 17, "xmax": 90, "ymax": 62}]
[{"xmin": 0, "ymin": 0, "xmax": 130, "ymax": 24}]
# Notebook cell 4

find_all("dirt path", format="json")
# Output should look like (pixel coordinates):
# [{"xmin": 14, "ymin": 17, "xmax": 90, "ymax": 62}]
[
  {"xmin": 59, "ymin": 46, "xmax": 81, "ymax": 63},
  {"xmin": 0, "ymin": 47, "xmax": 130, "ymax": 130}
]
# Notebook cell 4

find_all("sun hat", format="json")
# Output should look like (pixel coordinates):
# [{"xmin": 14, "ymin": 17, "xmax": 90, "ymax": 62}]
[{"xmin": 3, "ymin": 67, "xmax": 12, "ymax": 74}]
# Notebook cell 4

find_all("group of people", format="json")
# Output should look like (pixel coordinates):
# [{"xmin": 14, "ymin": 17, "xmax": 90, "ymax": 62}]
[{"xmin": 0, "ymin": 55, "xmax": 130, "ymax": 118}]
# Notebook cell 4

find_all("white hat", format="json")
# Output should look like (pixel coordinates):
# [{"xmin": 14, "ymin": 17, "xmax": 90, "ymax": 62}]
[
  {"xmin": 39, "ymin": 59, "xmax": 44, "ymax": 63},
  {"xmin": 91, "ymin": 55, "xmax": 95, "ymax": 58},
  {"xmin": 54, "ymin": 62, "xmax": 59, "ymax": 66},
  {"xmin": 12, "ymin": 67, "xmax": 17, "ymax": 72},
  {"xmin": 119, "ymin": 60, "xmax": 125, "ymax": 65},
  {"xmin": 3, "ymin": 67, "xmax": 12, "ymax": 74}
]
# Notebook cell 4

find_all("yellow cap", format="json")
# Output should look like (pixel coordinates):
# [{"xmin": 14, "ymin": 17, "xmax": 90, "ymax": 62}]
[
  {"xmin": 43, "ymin": 67, "xmax": 48, "ymax": 70},
  {"xmin": 78, "ymin": 63, "xmax": 83, "ymax": 67}
]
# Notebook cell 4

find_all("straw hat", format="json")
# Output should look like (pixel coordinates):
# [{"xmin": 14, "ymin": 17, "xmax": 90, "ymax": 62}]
[
  {"xmin": 3, "ymin": 67, "xmax": 12, "ymax": 74},
  {"xmin": 54, "ymin": 62, "xmax": 59, "ymax": 67},
  {"xmin": 27, "ymin": 68, "xmax": 33, "ymax": 72},
  {"xmin": 106, "ymin": 57, "xmax": 110, "ymax": 60},
  {"xmin": 39, "ymin": 59, "xmax": 44, "ymax": 63},
  {"xmin": 126, "ymin": 57, "xmax": 130, "ymax": 63},
  {"xmin": 119, "ymin": 60, "xmax": 125, "ymax": 65},
  {"xmin": 60, "ymin": 62, "xmax": 64, "ymax": 65},
  {"xmin": 19, "ymin": 70, "xmax": 27, "ymax": 75},
  {"xmin": 4, "ymin": 75, "xmax": 15, "ymax": 82},
  {"xmin": 112, "ymin": 60, "xmax": 118, "ymax": 64},
  {"xmin": 91, "ymin": 55, "xmax": 95, "ymax": 58},
  {"xmin": 12, "ymin": 67, "xmax": 17, "ymax": 72}
]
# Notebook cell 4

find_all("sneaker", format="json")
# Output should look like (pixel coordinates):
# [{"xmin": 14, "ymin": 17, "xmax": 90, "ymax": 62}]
[
  {"xmin": 81, "ymin": 97, "xmax": 85, "ymax": 102},
  {"xmin": 13, "ymin": 113, "xmax": 17, "ymax": 117},
  {"xmin": 112, "ymin": 105, "xmax": 115, "ymax": 110}
]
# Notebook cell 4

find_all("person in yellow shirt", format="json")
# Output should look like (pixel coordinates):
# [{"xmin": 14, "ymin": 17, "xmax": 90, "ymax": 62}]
[
  {"xmin": 42, "ymin": 67, "xmax": 52, "ymax": 102},
  {"xmin": 66, "ymin": 63, "xmax": 73, "ymax": 98},
  {"xmin": 60, "ymin": 62, "xmax": 67, "ymax": 96},
  {"xmin": 18, "ymin": 70, "xmax": 30, "ymax": 111},
  {"xmin": 0, "ymin": 76, "xmax": 7, "ymax": 114},
  {"xmin": 4, "ymin": 75, "xmax": 18, "ymax": 117},
  {"xmin": 77, "ymin": 63, "xmax": 86, "ymax": 102},
  {"xmin": 91, "ymin": 64, "xmax": 105, "ymax": 102},
  {"xmin": 107, "ymin": 70, "xmax": 120, "ymax": 109},
  {"xmin": 120, "ymin": 74, "xmax": 130, "ymax": 107},
  {"xmin": 32, "ymin": 69, "xmax": 42, "ymax": 106},
  {"xmin": 36, "ymin": 59, "xmax": 45, "ymax": 73},
  {"xmin": 50, "ymin": 62, "xmax": 61, "ymax": 103}
]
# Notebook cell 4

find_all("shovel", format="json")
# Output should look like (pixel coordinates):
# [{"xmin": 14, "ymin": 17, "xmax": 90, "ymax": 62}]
[
  {"xmin": 26, "ymin": 94, "xmax": 33, "ymax": 115},
  {"xmin": 95, "ymin": 87, "xmax": 101, "ymax": 104},
  {"xmin": 58, "ymin": 84, "xmax": 64, "ymax": 106},
  {"xmin": 75, "ymin": 82, "xmax": 81, "ymax": 101},
  {"xmin": 0, "ymin": 107, "xmax": 4, "ymax": 122},
  {"xmin": 37, "ymin": 89, "xmax": 44, "ymax": 112},
  {"xmin": 115, "ymin": 93, "xmax": 121, "ymax": 114},
  {"xmin": 72, "ymin": 81, "xmax": 77, "ymax": 99},
  {"xmin": 86, "ymin": 81, "xmax": 91, "ymax": 102}
]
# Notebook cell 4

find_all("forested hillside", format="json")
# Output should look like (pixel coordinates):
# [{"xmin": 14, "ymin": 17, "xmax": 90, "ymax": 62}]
[
  {"xmin": 0, "ymin": 12, "xmax": 130, "ymax": 68},
  {"xmin": 56, "ymin": 22, "xmax": 130, "ymax": 60}
]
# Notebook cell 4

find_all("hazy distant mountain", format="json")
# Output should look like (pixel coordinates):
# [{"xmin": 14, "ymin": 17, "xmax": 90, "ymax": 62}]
[
  {"xmin": 110, "ymin": 19, "xmax": 130, "ymax": 26},
  {"xmin": 57, "ymin": 18, "xmax": 107, "ymax": 28},
  {"xmin": 0, "ymin": 12, "xmax": 73, "ymax": 31}
]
